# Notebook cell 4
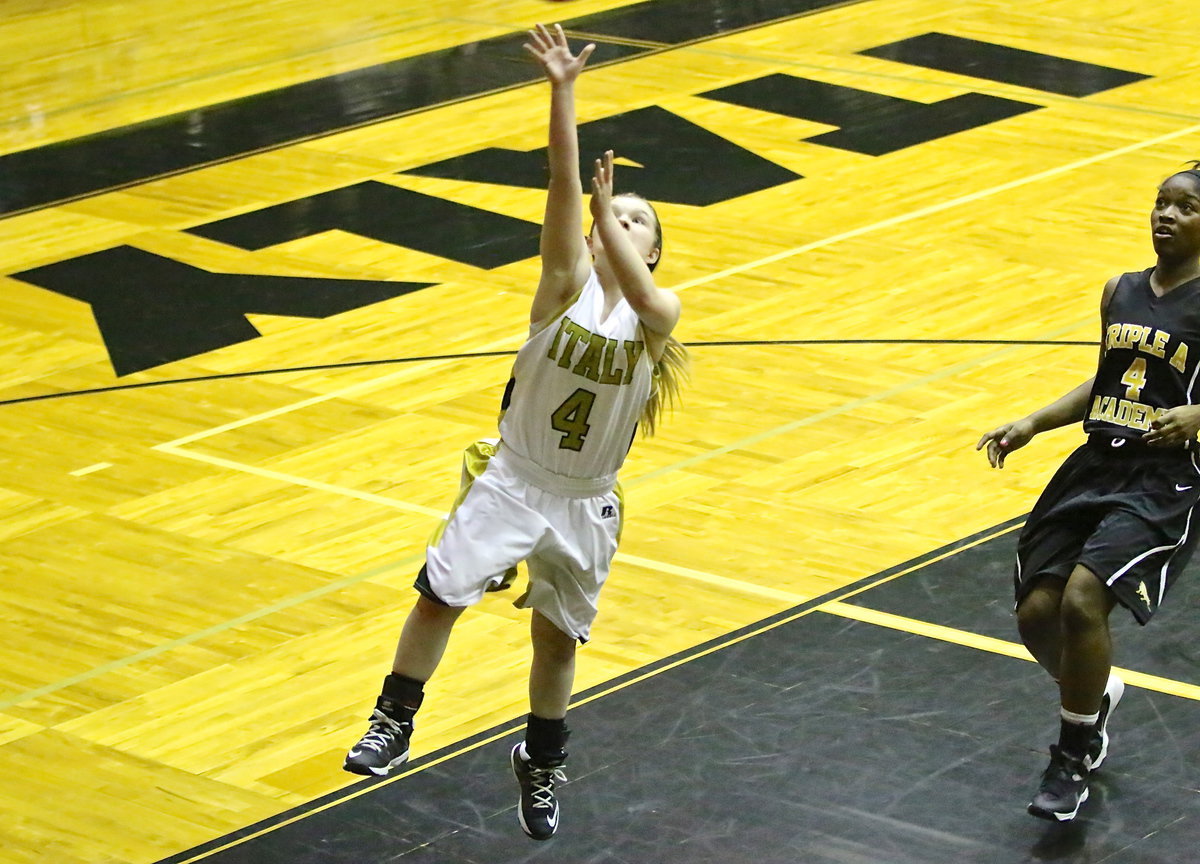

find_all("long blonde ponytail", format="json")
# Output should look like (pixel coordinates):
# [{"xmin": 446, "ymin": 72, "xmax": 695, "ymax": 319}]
[{"xmin": 641, "ymin": 335, "xmax": 689, "ymax": 436}]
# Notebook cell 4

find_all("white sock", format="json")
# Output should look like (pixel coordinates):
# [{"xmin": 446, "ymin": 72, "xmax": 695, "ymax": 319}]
[{"xmin": 1061, "ymin": 707, "xmax": 1099, "ymax": 726}]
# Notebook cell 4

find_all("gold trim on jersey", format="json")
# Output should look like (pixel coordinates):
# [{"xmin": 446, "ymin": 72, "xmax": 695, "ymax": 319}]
[{"xmin": 427, "ymin": 438, "xmax": 500, "ymax": 549}]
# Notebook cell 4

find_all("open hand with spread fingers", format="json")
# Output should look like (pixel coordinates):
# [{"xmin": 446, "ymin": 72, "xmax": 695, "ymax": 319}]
[{"xmin": 523, "ymin": 23, "xmax": 595, "ymax": 85}]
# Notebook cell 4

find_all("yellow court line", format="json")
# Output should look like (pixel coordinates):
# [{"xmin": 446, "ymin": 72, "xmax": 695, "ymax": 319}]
[
  {"xmin": 161, "ymin": 529, "xmax": 1200, "ymax": 863},
  {"xmin": 569, "ymin": 523, "xmax": 1022, "ymax": 713},
  {"xmin": 614, "ymin": 531, "xmax": 1020, "ymax": 635},
  {"xmin": 169, "ymin": 721, "xmax": 525, "ymax": 864},
  {"xmin": 820, "ymin": 601, "xmax": 1200, "ymax": 702},
  {"xmin": 617, "ymin": 548, "xmax": 1200, "ymax": 704},
  {"xmin": 823, "ymin": 600, "xmax": 1037, "ymax": 660}
]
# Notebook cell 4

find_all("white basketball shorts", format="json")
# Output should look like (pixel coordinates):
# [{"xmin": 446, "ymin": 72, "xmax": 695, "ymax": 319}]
[{"xmin": 421, "ymin": 444, "xmax": 623, "ymax": 642}]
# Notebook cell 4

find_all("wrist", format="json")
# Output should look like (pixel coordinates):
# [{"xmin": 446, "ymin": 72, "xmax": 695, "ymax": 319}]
[{"xmin": 593, "ymin": 211, "xmax": 618, "ymax": 231}]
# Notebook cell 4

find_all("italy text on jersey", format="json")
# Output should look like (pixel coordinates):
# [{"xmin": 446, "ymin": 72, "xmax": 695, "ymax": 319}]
[{"xmin": 544, "ymin": 315, "xmax": 646, "ymax": 386}]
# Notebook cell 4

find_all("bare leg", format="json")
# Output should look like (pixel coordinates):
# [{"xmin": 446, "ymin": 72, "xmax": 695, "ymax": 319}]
[
  {"xmin": 392, "ymin": 595, "xmax": 466, "ymax": 682},
  {"xmin": 529, "ymin": 610, "xmax": 577, "ymax": 719},
  {"xmin": 513, "ymin": 610, "xmax": 575, "ymax": 842},
  {"xmin": 1016, "ymin": 578, "xmax": 1066, "ymax": 678},
  {"xmin": 1057, "ymin": 564, "xmax": 1116, "ymax": 715},
  {"xmin": 1022, "ymin": 566, "xmax": 1116, "ymax": 820},
  {"xmin": 345, "ymin": 594, "xmax": 463, "ymax": 777}
]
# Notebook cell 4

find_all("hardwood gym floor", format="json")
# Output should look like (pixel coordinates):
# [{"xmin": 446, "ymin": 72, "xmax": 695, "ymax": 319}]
[{"xmin": 2, "ymin": 2, "xmax": 1199, "ymax": 861}]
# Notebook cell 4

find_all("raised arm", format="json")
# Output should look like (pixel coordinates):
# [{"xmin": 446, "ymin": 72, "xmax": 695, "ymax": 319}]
[
  {"xmin": 589, "ymin": 150, "xmax": 681, "ymax": 340},
  {"xmin": 523, "ymin": 24, "xmax": 595, "ymax": 325}
]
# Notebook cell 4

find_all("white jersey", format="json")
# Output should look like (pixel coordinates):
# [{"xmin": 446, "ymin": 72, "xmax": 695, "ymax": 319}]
[{"xmin": 499, "ymin": 270, "xmax": 652, "ymax": 485}]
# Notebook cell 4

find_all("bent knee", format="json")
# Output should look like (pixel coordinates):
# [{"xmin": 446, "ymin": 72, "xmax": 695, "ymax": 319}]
[
  {"xmin": 1059, "ymin": 567, "xmax": 1114, "ymax": 630},
  {"xmin": 1017, "ymin": 579, "xmax": 1064, "ymax": 629},
  {"xmin": 531, "ymin": 612, "xmax": 578, "ymax": 661}
]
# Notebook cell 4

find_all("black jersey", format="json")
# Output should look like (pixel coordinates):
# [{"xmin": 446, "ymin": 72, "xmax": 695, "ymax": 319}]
[{"xmin": 1083, "ymin": 269, "xmax": 1200, "ymax": 441}]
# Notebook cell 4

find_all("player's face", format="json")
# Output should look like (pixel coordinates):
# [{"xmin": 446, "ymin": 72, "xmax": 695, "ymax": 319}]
[
  {"xmin": 1151, "ymin": 174, "xmax": 1200, "ymax": 262},
  {"xmin": 607, "ymin": 195, "xmax": 661, "ymax": 266}
]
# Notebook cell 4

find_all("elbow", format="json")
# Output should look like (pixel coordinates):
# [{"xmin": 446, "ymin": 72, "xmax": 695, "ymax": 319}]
[
  {"xmin": 623, "ymin": 289, "xmax": 657, "ymax": 318},
  {"xmin": 627, "ymin": 294, "xmax": 679, "ymax": 335}
]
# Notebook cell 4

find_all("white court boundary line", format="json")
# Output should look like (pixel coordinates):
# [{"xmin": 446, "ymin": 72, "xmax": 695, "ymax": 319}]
[
  {"xmin": 153, "ymin": 121, "xmax": 1200, "ymax": 503},
  {"xmin": 17, "ymin": 120, "xmax": 1177, "ymax": 711},
  {"xmin": 153, "ymin": 334, "xmax": 520, "ymax": 517},
  {"xmin": 669, "ymin": 121, "xmax": 1200, "ymax": 293}
]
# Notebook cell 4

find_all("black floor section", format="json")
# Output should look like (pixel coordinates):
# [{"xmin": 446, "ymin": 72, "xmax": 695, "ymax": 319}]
[
  {"xmin": 861, "ymin": 33, "xmax": 1149, "ymax": 98},
  {"xmin": 845, "ymin": 525, "xmax": 1200, "ymax": 689},
  {"xmin": 161, "ymin": 524, "xmax": 1200, "ymax": 864},
  {"xmin": 0, "ymin": 0, "xmax": 865, "ymax": 217}
]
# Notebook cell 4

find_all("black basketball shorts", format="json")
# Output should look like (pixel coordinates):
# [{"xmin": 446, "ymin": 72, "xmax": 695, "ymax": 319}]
[{"xmin": 1015, "ymin": 435, "xmax": 1200, "ymax": 624}]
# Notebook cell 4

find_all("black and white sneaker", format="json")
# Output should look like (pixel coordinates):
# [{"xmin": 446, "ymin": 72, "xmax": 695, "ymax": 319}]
[
  {"xmin": 1028, "ymin": 745, "xmax": 1090, "ymax": 822},
  {"xmin": 343, "ymin": 708, "xmax": 413, "ymax": 776},
  {"xmin": 511, "ymin": 743, "xmax": 567, "ymax": 840},
  {"xmin": 1086, "ymin": 673, "xmax": 1125, "ymax": 771}
]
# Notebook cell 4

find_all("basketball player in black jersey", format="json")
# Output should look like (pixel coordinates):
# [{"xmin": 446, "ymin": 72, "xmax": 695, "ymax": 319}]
[{"xmin": 977, "ymin": 162, "xmax": 1200, "ymax": 822}]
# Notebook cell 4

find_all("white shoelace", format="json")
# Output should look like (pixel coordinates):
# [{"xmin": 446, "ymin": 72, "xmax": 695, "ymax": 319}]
[
  {"xmin": 527, "ymin": 765, "xmax": 568, "ymax": 809},
  {"xmin": 358, "ymin": 709, "xmax": 406, "ymax": 753}
]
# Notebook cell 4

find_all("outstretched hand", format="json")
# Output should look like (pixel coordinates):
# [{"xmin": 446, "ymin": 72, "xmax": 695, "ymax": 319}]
[
  {"xmin": 976, "ymin": 418, "xmax": 1035, "ymax": 468},
  {"xmin": 590, "ymin": 149, "xmax": 614, "ymax": 220},
  {"xmin": 524, "ymin": 23, "xmax": 595, "ymax": 85}
]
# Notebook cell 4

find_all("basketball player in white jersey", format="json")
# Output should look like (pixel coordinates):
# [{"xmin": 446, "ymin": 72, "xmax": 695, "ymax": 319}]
[{"xmin": 344, "ymin": 23, "xmax": 687, "ymax": 842}]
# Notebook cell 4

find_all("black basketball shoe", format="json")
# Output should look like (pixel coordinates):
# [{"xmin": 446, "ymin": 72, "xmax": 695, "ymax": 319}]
[
  {"xmin": 343, "ymin": 706, "xmax": 413, "ymax": 776},
  {"xmin": 1028, "ymin": 745, "xmax": 1090, "ymax": 822},
  {"xmin": 511, "ymin": 743, "xmax": 567, "ymax": 840}
]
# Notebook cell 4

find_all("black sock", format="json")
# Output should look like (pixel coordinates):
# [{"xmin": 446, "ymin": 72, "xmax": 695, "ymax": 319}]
[
  {"xmin": 524, "ymin": 714, "xmax": 569, "ymax": 766},
  {"xmin": 378, "ymin": 673, "xmax": 424, "ymax": 721},
  {"xmin": 1057, "ymin": 715, "xmax": 1094, "ymax": 760}
]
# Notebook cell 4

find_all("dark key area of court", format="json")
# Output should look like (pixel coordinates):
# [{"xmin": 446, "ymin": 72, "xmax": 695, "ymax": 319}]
[{"xmin": 161, "ymin": 525, "xmax": 1200, "ymax": 864}]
